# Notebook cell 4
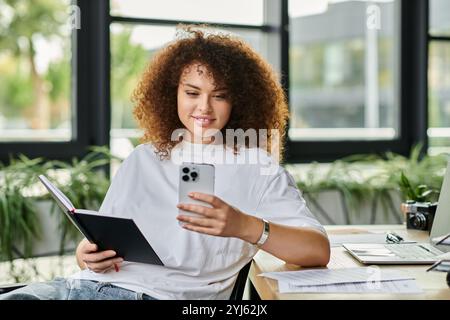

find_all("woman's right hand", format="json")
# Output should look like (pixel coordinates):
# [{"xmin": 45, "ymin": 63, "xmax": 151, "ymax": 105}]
[{"xmin": 76, "ymin": 238, "xmax": 123, "ymax": 273}]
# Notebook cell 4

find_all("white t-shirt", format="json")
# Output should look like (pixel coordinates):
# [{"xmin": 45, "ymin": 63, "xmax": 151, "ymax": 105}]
[{"xmin": 70, "ymin": 141, "xmax": 326, "ymax": 299}]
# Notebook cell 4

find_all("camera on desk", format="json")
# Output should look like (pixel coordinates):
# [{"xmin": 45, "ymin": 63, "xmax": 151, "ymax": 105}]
[{"xmin": 403, "ymin": 200, "xmax": 437, "ymax": 232}]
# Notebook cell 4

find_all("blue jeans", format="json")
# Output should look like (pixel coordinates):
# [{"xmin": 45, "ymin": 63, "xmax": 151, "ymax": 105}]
[{"xmin": 0, "ymin": 277, "xmax": 156, "ymax": 300}]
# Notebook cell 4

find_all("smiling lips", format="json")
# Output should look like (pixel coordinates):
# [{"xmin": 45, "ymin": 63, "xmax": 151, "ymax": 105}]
[{"xmin": 192, "ymin": 115, "xmax": 215, "ymax": 127}]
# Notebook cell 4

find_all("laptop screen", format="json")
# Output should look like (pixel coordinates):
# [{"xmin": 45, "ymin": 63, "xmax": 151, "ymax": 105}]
[{"xmin": 430, "ymin": 160, "xmax": 450, "ymax": 243}]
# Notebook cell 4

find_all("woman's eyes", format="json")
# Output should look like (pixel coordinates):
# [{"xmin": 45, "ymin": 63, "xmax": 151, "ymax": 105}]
[{"xmin": 185, "ymin": 92, "xmax": 227, "ymax": 100}]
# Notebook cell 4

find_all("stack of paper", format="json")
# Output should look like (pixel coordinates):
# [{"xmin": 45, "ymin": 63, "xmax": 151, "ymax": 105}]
[{"xmin": 259, "ymin": 267, "xmax": 423, "ymax": 294}]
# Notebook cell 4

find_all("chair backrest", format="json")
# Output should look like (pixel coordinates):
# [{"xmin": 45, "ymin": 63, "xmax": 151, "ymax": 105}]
[
  {"xmin": 229, "ymin": 261, "xmax": 252, "ymax": 300},
  {"xmin": 0, "ymin": 283, "xmax": 27, "ymax": 295}
]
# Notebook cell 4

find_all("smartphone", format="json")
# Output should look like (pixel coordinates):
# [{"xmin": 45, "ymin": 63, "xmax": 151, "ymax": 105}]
[{"xmin": 178, "ymin": 162, "xmax": 215, "ymax": 224}]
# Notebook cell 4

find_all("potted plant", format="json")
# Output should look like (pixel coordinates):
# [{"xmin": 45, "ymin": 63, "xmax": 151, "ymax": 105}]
[
  {"xmin": 0, "ymin": 146, "xmax": 119, "ymax": 282},
  {"xmin": 48, "ymin": 146, "xmax": 117, "ymax": 254},
  {"xmin": 291, "ymin": 144, "xmax": 447, "ymax": 226}
]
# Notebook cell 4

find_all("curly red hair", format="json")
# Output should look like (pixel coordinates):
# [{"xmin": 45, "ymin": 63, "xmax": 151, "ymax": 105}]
[{"xmin": 132, "ymin": 25, "xmax": 289, "ymax": 161}]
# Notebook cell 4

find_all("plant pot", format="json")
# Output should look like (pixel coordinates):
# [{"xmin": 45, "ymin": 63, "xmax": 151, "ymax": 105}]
[
  {"xmin": 10, "ymin": 200, "xmax": 80, "ymax": 260},
  {"xmin": 304, "ymin": 190, "xmax": 403, "ymax": 225}
]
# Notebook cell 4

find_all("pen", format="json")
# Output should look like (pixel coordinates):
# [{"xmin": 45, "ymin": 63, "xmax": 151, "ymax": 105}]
[
  {"xmin": 426, "ymin": 260, "xmax": 441, "ymax": 272},
  {"xmin": 418, "ymin": 244, "xmax": 432, "ymax": 253},
  {"xmin": 114, "ymin": 263, "xmax": 120, "ymax": 272}
]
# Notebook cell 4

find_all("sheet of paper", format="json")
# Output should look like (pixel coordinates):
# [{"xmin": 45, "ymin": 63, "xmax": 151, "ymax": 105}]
[
  {"xmin": 278, "ymin": 279, "xmax": 423, "ymax": 294},
  {"xmin": 259, "ymin": 267, "xmax": 414, "ymax": 286},
  {"xmin": 436, "ymin": 252, "xmax": 450, "ymax": 260},
  {"xmin": 329, "ymin": 234, "xmax": 388, "ymax": 247},
  {"xmin": 327, "ymin": 252, "xmax": 353, "ymax": 268}
]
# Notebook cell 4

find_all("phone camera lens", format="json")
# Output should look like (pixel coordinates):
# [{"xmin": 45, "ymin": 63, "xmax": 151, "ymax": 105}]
[
  {"xmin": 190, "ymin": 172, "xmax": 198, "ymax": 178},
  {"xmin": 182, "ymin": 167, "xmax": 189, "ymax": 174},
  {"xmin": 182, "ymin": 175, "xmax": 190, "ymax": 182}
]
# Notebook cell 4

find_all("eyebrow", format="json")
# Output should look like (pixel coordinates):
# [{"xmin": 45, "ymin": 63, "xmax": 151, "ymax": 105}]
[{"xmin": 183, "ymin": 83, "xmax": 227, "ymax": 91}]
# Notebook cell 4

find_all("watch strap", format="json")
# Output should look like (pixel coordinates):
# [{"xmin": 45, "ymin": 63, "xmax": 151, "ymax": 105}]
[{"xmin": 256, "ymin": 219, "xmax": 270, "ymax": 247}]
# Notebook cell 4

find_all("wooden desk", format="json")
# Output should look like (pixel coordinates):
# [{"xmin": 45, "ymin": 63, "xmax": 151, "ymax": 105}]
[{"xmin": 249, "ymin": 224, "xmax": 450, "ymax": 300}]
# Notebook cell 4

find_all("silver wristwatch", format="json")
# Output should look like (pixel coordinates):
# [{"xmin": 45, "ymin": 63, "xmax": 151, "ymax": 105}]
[{"xmin": 256, "ymin": 219, "xmax": 270, "ymax": 247}]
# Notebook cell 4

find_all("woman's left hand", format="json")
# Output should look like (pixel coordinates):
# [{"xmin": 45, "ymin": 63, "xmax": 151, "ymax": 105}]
[{"xmin": 176, "ymin": 192, "xmax": 247, "ymax": 238}]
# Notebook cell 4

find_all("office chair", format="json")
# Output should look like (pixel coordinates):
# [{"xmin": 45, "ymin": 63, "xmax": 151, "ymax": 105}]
[
  {"xmin": 0, "ymin": 283, "xmax": 27, "ymax": 295},
  {"xmin": 229, "ymin": 261, "xmax": 252, "ymax": 300},
  {"xmin": 0, "ymin": 261, "xmax": 253, "ymax": 299}
]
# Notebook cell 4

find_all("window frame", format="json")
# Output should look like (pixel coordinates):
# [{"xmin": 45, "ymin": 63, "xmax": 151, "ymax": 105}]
[{"xmin": 284, "ymin": 0, "xmax": 429, "ymax": 163}]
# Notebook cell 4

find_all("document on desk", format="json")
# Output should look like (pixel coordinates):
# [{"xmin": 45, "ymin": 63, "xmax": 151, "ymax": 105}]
[
  {"xmin": 329, "ymin": 233, "xmax": 388, "ymax": 247},
  {"xmin": 259, "ymin": 267, "xmax": 414, "ymax": 286},
  {"xmin": 278, "ymin": 279, "xmax": 422, "ymax": 294}
]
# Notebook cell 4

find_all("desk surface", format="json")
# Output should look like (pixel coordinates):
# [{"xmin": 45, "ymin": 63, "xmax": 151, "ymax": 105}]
[{"xmin": 249, "ymin": 225, "xmax": 450, "ymax": 300}]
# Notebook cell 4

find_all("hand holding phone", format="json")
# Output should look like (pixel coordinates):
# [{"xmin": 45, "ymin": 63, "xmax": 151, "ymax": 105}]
[{"xmin": 178, "ymin": 163, "xmax": 215, "ymax": 224}]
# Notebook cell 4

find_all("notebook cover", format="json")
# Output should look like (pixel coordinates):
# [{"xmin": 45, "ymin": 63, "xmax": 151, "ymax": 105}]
[{"xmin": 74, "ymin": 210, "xmax": 164, "ymax": 266}]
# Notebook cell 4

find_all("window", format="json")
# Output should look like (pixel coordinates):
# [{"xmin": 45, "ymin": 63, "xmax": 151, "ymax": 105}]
[
  {"xmin": 429, "ymin": 0, "xmax": 450, "ymax": 36},
  {"xmin": 0, "ymin": 0, "xmax": 72, "ymax": 143},
  {"xmin": 284, "ymin": 0, "xmax": 430, "ymax": 162},
  {"xmin": 287, "ymin": 0, "xmax": 401, "ymax": 161},
  {"xmin": 428, "ymin": 0, "xmax": 450, "ymax": 155},
  {"xmin": 0, "ymin": 0, "xmax": 99, "ymax": 162}
]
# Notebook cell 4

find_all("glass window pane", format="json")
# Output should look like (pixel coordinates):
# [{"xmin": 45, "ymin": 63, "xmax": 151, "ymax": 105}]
[
  {"xmin": 428, "ymin": 42, "xmax": 450, "ymax": 155},
  {"xmin": 0, "ymin": 0, "xmax": 73, "ymax": 142},
  {"xmin": 430, "ymin": 0, "xmax": 450, "ymax": 36},
  {"xmin": 110, "ymin": 0, "xmax": 264, "ymax": 26},
  {"xmin": 110, "ymin": 23, "xmax": 270, "ymax": 160},
  {"xmin": 288, "ymin": 0, "xmax": 399, "ymax": 141}
]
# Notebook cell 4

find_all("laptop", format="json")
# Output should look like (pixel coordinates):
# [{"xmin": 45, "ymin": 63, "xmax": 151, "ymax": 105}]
[{"xmin": 343, "ymin": 161, "xmax": 450, "ymax": 265}]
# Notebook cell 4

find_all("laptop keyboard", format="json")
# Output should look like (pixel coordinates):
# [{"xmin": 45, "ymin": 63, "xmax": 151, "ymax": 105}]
[{"xmin": 385, "ymin": 243, "xmax": 443, "ymax": 259}]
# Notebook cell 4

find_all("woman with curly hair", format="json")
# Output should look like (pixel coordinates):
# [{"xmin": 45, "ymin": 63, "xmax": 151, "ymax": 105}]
[{"xmin": 1, "ymin": 26, "xmax": 329, "ymax": 300}]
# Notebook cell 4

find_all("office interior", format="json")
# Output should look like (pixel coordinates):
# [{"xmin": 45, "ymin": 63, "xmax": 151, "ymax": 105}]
[{"xmin": 1, "ymin": 0, "xmax": 450, "ymax": 300}]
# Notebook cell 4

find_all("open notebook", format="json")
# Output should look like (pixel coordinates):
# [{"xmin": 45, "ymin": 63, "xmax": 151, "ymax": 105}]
[{"xmin": 38, "ymin": 175, "xmax": 163, "ymax": 265}]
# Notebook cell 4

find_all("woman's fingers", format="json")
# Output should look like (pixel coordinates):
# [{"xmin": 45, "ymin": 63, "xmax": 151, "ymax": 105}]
[
  {"xmin": 82, "ymin": 248, "xmax": 123, "ymax": 273},
  {"xmin": 182, "ymin": 223, "xmax": 218, "ymax": 236},
  {"xmin": 82, "ymin": 250, "xmax": 117, "ymax": 263},
  {"xmin": 79, "ymin": 240, "xmax": 123, "ymax": 273},
  {"xmin": 177, "ymin": 203, "xmax": 214, "ymax": 217},
  {"xmin": 85, "ymin": 257, "xmax": 123, "ymax": 273},
  {"xmin": 176, "ymin": 215, "xmax": 216, "ymax": 228},
  {"xmin": 188, "ymin": 192, "xmax": 223, "ymax": 207},
  {"xmin": 84, "ymin": 242, "xmax": 98, "ymax": 253}
]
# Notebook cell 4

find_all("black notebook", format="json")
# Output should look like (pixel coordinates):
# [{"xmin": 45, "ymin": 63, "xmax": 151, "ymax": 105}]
[{"xmin": 38, "ymin": 175, "xmax": 163, "ymax": 266}]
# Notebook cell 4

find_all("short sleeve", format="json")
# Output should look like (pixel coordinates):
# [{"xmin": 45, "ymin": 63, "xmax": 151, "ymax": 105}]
[{"xmin": 255, "ymin": 167, "xmax": 327, "ymax": 235}]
